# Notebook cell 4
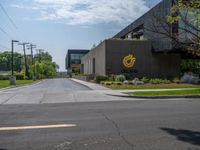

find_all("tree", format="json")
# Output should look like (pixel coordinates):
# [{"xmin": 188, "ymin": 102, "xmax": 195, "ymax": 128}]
[
  {"xmin": 167, "ymin": 0, "xmax": 200, "ymax": 52},
  {"xmin": 145, "ymin": 0, "xmax": 200, "ymax": 55},
  {"xmin": 35, "ymin": 52, "xmax": 52, "ymax": 62},
  {"xmin": 0, "ymin": 51, "xmax": 23, "ymax": 72}
]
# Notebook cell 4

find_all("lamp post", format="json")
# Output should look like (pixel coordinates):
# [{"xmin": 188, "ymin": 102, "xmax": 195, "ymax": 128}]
[{"xmin": 10, "ymin": 40, "xmax": 19, "ymax": 85}]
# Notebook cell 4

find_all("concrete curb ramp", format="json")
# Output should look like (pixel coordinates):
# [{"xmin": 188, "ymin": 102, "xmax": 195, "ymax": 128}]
[{"xmin": 70, "ymin": 78, "xmax": 110, "ymax": 90}]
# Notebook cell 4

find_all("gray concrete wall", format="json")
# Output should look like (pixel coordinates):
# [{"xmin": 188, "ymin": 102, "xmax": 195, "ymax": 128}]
[
  {"xmin": 81, "ymin": 42, "xmax": 106, "ymax": 75},
  {"xmin": 106, "ymin": 39, "xmax": 181, "ymax": 78}
]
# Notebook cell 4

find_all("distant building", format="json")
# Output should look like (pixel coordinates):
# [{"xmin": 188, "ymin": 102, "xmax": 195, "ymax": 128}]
[
  {"xmin": 81, "ymin": 0, "xmax": 198, "ymax": 78},
  {"xmin": 66, "ymin": 49, "xmax": 89, "ymax": 72}
]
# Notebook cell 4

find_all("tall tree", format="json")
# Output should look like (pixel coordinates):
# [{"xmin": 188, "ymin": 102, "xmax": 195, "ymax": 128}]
[{"xmin": 0, "ymin": 51, "xmax": 23, "ymax": 71}]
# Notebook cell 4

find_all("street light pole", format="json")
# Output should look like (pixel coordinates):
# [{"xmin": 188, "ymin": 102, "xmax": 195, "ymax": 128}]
[{"xmin": 10, "ymin": 40, "xmax": 19, "ymax": 85}]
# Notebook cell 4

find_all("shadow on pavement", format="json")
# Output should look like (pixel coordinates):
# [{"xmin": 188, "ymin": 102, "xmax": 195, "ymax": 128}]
[{"xmin": 161, "ymin": 127, "xmax": 200, "ymax": 146}]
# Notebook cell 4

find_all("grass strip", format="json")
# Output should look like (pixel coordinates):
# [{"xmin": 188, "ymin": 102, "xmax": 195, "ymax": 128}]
[
  {"xmin": 0, "ymin": 80, "xmax": 35, "ymax": 89},
  {"xmin": 127, "ymin": 89, "xmax": 200, "ymax": 97},
  {"xmin": 108, "ymin": 84, "xmax": 200, "ymax": 90}
]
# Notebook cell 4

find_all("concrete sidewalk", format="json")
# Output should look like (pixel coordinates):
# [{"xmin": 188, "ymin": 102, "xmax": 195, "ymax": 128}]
[
  {"xmin": 70, "ymin": 78, "xmax": 110, "ymax": 90},
  {"xmin": 70, "ymin": 78, "xmax": 200, "ymax": 98}
]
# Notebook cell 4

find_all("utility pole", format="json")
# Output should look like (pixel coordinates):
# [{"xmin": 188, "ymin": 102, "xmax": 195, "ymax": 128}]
[
  {"xmin": 10, "ymin": 40, "xmax": 19, "ymax": 85},
  {"xmin": 36, "ymin": 49, "xmax": 44, "ymax": 62},
  {"xmin": 18, "ymin": 42, "xmax": 29, "ymax": 78},
  {"xmin": 27, "ymin": 44, "xmax": 36, "ymax": 65},
  {"xmin": 33, "ymin": 55, "xmax": 36, "ymax": 81}
]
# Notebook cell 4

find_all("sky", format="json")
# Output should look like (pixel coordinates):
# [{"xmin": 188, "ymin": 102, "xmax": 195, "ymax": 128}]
[{"xmin": 0, "ymin": 0, "xmax": 161, "ymax": 71}]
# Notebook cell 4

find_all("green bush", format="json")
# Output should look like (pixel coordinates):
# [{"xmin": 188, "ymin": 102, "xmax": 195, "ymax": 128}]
[
  {"xmin": 109, "ymin": 74, "xmax": 116, "ymax": 81},
  {"xmin": 115, "ymin": 75, "xmax": 126, "ymax": 82},
  {"xmin": 149, "ymin": 78, "xmax": 171, "ymax": 84},
  {"xmin": 172, "ymin": 77, "xmax": 180, "ymax": 84},
  {"xmin": 113, "ymin": 81, "xmax": 123, "ymax": 85},
  {"xmin": 141, "ymin": 77, "xmax": 149, "ymax": 84},
  {"xmin": 122, "ymin": 73, "xmax": 132, "ymax": 80},
  {"xmin": 149, "ymin": 78, "xmax": 162, "ymax": 84},
  {"xmin": 100, "ymin": 81, "xmax": 105, "ymax": 84},
  {"xmin": 104, "ymin": 81, "xmax": 113, "ymax": 86},
  {"xmin": 15, "ymin": 72, "xmax": 25, "ymax": 80},
  {"xmin": 162, "ymin": 79, "xmax": 171, "ymax": 84},
  {"xmin": 0, "ymin": 75, "xmax": 9, "ymax": 80},
  {"xmin": 95, "ymin": 75, "xmax": 109, "ymax": 83},
  {"xmin": 128, "ymin": 81, "xmax": 133, "ymax": 85}
]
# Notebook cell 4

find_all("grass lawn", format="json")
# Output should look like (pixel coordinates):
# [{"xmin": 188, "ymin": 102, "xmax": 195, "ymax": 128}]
[
  {"xmin": 0, "ymin": 80, "xmax": 35, "ymax": 89},
  {"xmin": 106, "ymin": 84, "xmax": 200, "ymax": 90},
  {"xmin": 127, "ymin": 89, "xmax": 200, "ymax": 97}
]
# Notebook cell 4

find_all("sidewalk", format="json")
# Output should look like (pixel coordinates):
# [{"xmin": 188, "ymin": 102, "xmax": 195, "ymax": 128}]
[
  {"xmin": 70, "ymin": 78, "xmax": 110, "ymax": 90},
  {"xmin": 70, "ymin": 78, "xmax": 200, "ymax": 98}
]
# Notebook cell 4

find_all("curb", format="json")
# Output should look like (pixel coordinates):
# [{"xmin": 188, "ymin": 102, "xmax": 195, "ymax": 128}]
[
  {"xmin": 69, "ymin": 78, "xmax": 110, "ymax": 90},
  {"xmin": 106, "ymin": 94, "xmax": 200, "ymax": 99},
  {"xmin": 68, "ymin": 78, "xmax": 93, "ymax": 90}
]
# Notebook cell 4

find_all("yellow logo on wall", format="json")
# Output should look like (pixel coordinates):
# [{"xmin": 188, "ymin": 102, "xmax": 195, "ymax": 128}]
[{"xmin": 123, "ymin": 54, "xmax": 136, "ymax": 68}]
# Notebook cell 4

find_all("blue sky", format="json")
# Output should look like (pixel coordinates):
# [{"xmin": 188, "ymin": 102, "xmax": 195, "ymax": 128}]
[{"xmin": 0, "ymin": 0, "xmax": 161, "ymax": 71}]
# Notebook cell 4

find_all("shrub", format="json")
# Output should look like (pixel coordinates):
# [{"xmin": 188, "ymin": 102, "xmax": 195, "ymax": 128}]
[
  {"xmin": 162, "ymin": 79, "xmax": 171, "ymax": 84},
  {"xmin": 0, "ymin": 75, "xmax": 9, "ymax": 80},
  {"xmin": 109, "ymin": 74, "xmax": 116, "ymax": 81},
  {"xmin": 149, "ymin": 78, "xmax": 162, "ymax": 84},
  {"xmin": 141, "ymin": 77, "xmax": 149, "ymax": 84},
  {"xmin": 172, "ymin": 77, "xmax": 180, "ymax": 84},
  {"xmin": 115, "ymin": 75, "xmax": 126, "ymax": 82},
  {"xmin": 15, "ymin": 72, "xmax": 25, "ymax": 80},
  {"xmin": 100, "ymin": 81, "xmax": 106, "ymax": 84},
  {"xmin": 104, "ymin": 81, "xmax": 113, "ymax": 86},
  {"xmin": 128, "ymin": 81, "xmax": 133, "ymax": 85},
  {"xmin": 122, "ymin": 73, "xmax": 132, "ymax": 80},
  {"xmin": 95, "ymin": 75, "xmax": 109, "ymax": 83},
  {"xmin": 149, "ymin": 78, "xmax": 171, "ymax": 84},
  {"xmin": 113, "ymin": 81, "xmax": 122, "ymax": 85}
]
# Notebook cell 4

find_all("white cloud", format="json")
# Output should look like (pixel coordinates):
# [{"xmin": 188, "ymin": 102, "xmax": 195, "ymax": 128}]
[{"xmin": 12, "ymin": 0, "xmax": 150, "ymax": 26}]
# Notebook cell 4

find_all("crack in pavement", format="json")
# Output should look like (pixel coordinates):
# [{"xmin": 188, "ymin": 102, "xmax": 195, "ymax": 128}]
[
  {"xmin": 102, "ymin": 113, "xmax": 134, "ymax": 150},
  {"xmin": 39, "ymin": 91, "xmax": 47, "ymax": 104},
  {"xmin": 0, "ymin": 93, "xmax": 17, "ymax": 105}
]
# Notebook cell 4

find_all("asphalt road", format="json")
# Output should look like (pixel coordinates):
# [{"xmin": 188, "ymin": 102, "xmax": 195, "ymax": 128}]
[
  {"xmin": 0, "ymin": 100, "xmax": 200, "ymax": 150},
  {"xmin": 0, "ymin": 79, "xmax": 131, "ymax": 104},
  {"xmin": 0, "ymin": 79, "xmax": 200, "ymax": 150}
]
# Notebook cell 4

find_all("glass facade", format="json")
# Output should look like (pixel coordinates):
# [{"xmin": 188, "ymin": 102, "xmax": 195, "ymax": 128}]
[{"xmin": 70, "ymin": 54, "xmax": 85, "ymax": 64}]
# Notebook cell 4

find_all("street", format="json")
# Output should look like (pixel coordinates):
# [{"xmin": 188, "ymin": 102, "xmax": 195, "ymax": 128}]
[
  {"xmin": 0, "ymin": 79, "xmax": 124, "ymax": 104},
  {"xmin": 0, "ymin": 79, "xmax": 200, "ymax": 150}
]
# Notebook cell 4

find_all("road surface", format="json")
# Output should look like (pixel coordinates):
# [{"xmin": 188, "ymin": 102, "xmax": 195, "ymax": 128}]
[
  {"xmin": 0, "ymin": 79, "xmax": 125, "ymax": 104},
  {"xmin": 0, "ymin": 79, "xmax": 199, "ymax": 150}
]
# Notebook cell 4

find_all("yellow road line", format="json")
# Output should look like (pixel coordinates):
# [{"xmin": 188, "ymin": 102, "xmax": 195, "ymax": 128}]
[{"xmin": 0, "ymin": 124, "xmax": 76, "ymax": 131}]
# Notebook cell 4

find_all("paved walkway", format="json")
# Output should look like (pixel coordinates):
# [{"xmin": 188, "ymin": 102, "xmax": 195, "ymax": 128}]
[{"xmin": 70, "ymin": 78, "xmax": 199, "ymax": 96}]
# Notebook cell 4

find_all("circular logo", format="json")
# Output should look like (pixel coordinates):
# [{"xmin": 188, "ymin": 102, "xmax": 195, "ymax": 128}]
[{"xmin": 123, "ymin": 54, "xmax": 136, "ymax": 68}]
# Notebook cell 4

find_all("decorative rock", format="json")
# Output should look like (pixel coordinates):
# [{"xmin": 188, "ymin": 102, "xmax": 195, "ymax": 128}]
[
  {"xmin": 181, "ymin": 73, "xmax": 200, "ymax": 84},
  {"xmin": 123, "ymin": 80, "xmax": 128, "ymax": 84}
]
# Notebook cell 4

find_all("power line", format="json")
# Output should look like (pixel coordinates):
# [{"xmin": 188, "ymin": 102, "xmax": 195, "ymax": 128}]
[{"xmin": 0, "ymin": 3, "xmax": 17, "ymax": 29}]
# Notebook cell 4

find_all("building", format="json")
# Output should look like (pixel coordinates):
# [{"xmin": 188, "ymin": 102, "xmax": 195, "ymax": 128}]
[
  {"xmin": 82, "ymin": 39, "xmax": 180, "ymax": 78},
  {"xmin": 66, "ymin": 49, "xmax": 89, "ymax": 72},
  {"xmin": 81, "ymin": 0, "xmax": 198, "ymax": 78}
]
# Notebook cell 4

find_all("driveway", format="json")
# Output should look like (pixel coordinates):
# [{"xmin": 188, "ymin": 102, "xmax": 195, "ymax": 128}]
[{"xmin": 0, "ymin": 79, "xmax": 129, "ymax": 104}]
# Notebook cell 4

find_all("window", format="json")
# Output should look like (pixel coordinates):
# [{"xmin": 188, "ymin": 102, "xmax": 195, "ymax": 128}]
[{"xmin": 70, "ymin": 54, "xmax": 85, "ymax": 64}]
